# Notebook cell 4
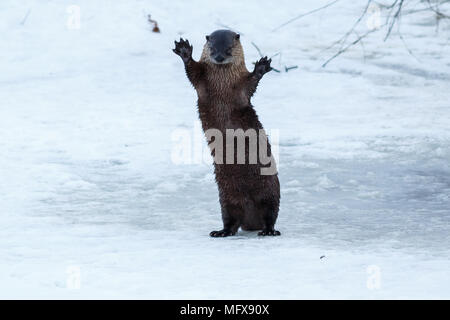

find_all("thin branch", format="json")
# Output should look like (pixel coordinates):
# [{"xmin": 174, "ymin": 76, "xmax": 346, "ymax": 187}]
[
  {"xmin": 321, "ymin": 0, "xmax": 449, "ymax": 67},
  {"xmin": 323, "ymin": 0, "xmax": 373, "ymax": 53},
  {"xmin": 270, "ymin": 52, "xmax": 281, "ymax": 59},
  {"xmin": 385, "ymin": 0, "xmax": 399, "ymax": 10},
  {"xmin": 272, "ymin": 0, "xmax": 340, "ymax": 32},
  {"xmin": 251, "ymin": 42, "xmax": 281, "ymax": 72},
  {"xmin": 20, "ymin": 9, "xmax": 31, "ymax": 26},
  {"xmin": 251, "ymin": 42, "xmax": 264, "ymax": 57},
  {"xmin": 384, "ymin": 0, "xmax": 404, "ymax": 41},
  {"xmin": 147, "ymin": 15, "xmax": 160, "ymax": 33},
  {"xmin": 352, "ymin": 30, "xmax": 367, "ymax": 63},
  {"xmin": 215, "ymin": 21, "xmax": 244, "ymax": 35},
  {"xmin": 383, "ymin": 0, "xmax": 399, "ymax": 32},
  {"xmin": 398, "ymin": 30, "xmax": 420, "ymax": 62},
  {"xmin": 426, "ymin": 0, "xmax": 450, "ymax": 18},
  {"xmin": 322, "ymin": 24, "xmax": 386, "ymax": 68}
]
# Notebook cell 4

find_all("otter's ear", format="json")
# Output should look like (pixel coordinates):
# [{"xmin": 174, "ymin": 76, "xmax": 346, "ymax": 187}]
[
  {"xmin": 206, "ymin": 35, "xmax": 210, "ymax": 41},
  {"xmin": 235, "ymin": 34, "xmax": 240, "ymax": 40}
]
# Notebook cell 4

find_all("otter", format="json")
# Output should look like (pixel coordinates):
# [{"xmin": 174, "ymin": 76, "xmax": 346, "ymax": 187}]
[{"xmin": 173, "ymin": 30, "xmax": 280, "ymax": 237}]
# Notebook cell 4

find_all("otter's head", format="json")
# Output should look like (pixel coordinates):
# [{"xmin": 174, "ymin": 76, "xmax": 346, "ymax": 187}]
[{"xmin": 203, "ymin": 29, "xmax": 241, "ymax": 65}]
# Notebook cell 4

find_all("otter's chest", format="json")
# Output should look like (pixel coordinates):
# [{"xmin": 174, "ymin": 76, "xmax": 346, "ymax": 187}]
[
  {"xmin": 197, "ymin": 99, "xmax": 259, "ymax": 135},
  {"xmin": 195, "ymin": 67, "xmax": 253, "ymax": 130},
  {"xmin": 197, "ymin": 98, "xmax": 237, "ymax": 131}
]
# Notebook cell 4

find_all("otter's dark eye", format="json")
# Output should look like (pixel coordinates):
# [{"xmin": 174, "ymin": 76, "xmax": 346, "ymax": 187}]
[{"xmin": 226, "ymin": 48, "xmax": 232, "ymax": 56}]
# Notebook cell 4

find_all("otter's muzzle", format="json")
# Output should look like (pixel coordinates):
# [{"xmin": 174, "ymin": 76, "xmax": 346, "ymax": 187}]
[{"xmin": 214, "ymin": 55, "xmax": 225, "ymax": 63}]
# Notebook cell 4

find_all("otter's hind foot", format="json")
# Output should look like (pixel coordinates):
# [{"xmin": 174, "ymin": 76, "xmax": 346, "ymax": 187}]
[
  {"xmin": 258, "ymin": 228, "xmax": 281, "ymax": 236},
  {"xmin": 210, "ymin": 229, "xmax": 235, "ymax": 237}
]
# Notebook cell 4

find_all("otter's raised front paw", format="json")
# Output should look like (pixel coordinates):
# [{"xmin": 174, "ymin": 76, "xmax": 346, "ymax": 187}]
[
  {"xmin": 258, "ymin": 228, "xmax": 281, "ymax": 236},
  {"xmin": 173, "ymin": 38, "xmax": 193, "ymax": 63},
  {"xmin": 254, "ymin": 56, "xmax": 272, "ymax": 78},
  {"xmin": 210, "ymin": 229, "xmax": 235, "ymax": 237}
]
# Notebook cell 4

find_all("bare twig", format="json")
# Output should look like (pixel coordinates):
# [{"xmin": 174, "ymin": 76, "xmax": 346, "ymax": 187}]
[
  {"xmin": 20, "ymin": 9, "xmax": 31, "ymax": 26},
  {"xmin": 398, "ymin": 30, "xmax": 420, "ymax": 62},
  {"xmin": 251, "ymin": 42, "xmax": 264, "ymax": 57},
  {"xmin": 251, "ymin": 42, "xmax": 281, "ymax": 72},
  {"xmin": 215, "ymin": 21, "xmax": 244, "ymax": 35},
  {"xmin": 322, "ymin": 24, "xmax": 386, "ymax": 67},
  {"xmin": 384, "ymin": 0, "xmax": 404, "ymax": 41},
  {"xmin": 272, "ymin": 0, "xmax": 340, "ymax": 32},
  {"xmin": 323, "ymin": 0, "xmax": 373, "ymax": 53},
  {"xmin": 352, "ymin": 30, "xmax": 367, "ymax": 63},
  {"xmin": 426, "ymin": 0, "xmax": 450, "ymax": 18},
  {"xmin": 383, "ymin": 0, "xmax": 399, "ymax": 33},
  {"xmin": 147, "ymin": 15, "xmax": 160, "ymax": 33},
  {"xmin": 320, "ymin": 0, "xmax": 449, "ymax": 67},
  {"xmin": 270, "ymin": 52, "xmax": 281, "ymax": 59},
  {"xmin": 285, "ymin": 65, "xmax": 298, "ymax": 72}
]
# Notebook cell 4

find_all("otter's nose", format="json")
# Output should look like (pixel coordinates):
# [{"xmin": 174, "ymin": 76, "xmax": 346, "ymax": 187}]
[{"xmin": 215, "ymin": 55, "xmax": 225, "ymax": 63}]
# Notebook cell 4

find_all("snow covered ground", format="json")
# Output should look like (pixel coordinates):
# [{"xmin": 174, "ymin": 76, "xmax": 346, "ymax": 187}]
[{"xmin": 0, "ymin": 0, "xmax": 449, "ymax": 299}]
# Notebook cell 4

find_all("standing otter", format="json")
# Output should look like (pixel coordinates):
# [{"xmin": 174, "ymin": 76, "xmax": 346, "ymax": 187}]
[{"xmin": 173, "ymin": 30, "xmax": 280, "ymax": 237}]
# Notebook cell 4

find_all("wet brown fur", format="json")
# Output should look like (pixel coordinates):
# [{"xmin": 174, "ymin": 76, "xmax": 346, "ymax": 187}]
[{"xmin": 174, "ymin": 34, "xmax": 280, "ymax": 236}]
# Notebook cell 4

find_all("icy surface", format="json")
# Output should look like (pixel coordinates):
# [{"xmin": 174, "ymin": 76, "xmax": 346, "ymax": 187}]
[{"xmin": 0, "ymin": 0, "xmax": 449, "ymax": 298}]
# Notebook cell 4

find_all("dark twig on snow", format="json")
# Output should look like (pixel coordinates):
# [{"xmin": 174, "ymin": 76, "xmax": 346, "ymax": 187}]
[
  {"xmin": 215, "ymin": 22, "xmax": 244, "ymax": 35},
  {"xmin": 384, "ymin": 0, "xmax": 404, "ymax": 41},
  {"xmin": 426, "ymin": 0, "xmax": 450, "ymax": 19},
  {"xmin": 322, "ymin": 24, "xmax": 386, "ymax": 68},
  {"xmin": 147, "ymin": 15, "xmax": 160, "ymax": 33},
  {"xmin": 285, "ymin": 65, "xmax": 298, "ymax": 72},
  {"xmin": 323, "ymin": 0, "xmax": 373, "ymax": 53},
  {"xmin": 321, "ymin": 0, "xmax": 450, "ymax": 67},
  {"xmin": 270, "ymin": 52, "xmax": 281, "ymax": 59},
  {"xmin": 251, "ymin": 42, "xmax": 264, "ymax": 58},
  {"xmin": 272, "ymin": 0, "xmax": 340, "ymax": 32},
  {"xmin": 251, "ymin": 42, "xmax": 281, "ymax": 72},
  {"xmin": 398, "ymin": 27, "xmax": 420, "ymax": 62}
]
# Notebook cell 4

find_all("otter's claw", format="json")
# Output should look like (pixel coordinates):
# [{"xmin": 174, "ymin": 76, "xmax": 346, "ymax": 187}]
[
  {"xmin": 173, "ymin": 38, "xmax": 193, "ymax": 63},
  {"xmin": 210, "ymin": 229, "xmax": 235, "ymax": 237},
  {"xmin": 258, "ymin": 228, "xmax": 281, "ymax": 236},
  {"xmin": 254, "ymin": 56, "xmax": 272, "ymax": 78}
]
